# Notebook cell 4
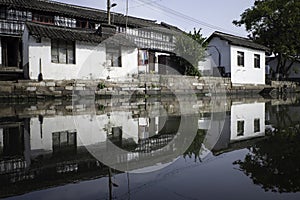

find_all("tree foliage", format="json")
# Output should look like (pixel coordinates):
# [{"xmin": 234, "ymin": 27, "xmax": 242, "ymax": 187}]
[
  {"xmin": 175, "ymin": 28, "xmax": 206, "ymax": 76},
  {"xmin": 233, "ymin": 0, "xmax": 300, "ymax": 77}
]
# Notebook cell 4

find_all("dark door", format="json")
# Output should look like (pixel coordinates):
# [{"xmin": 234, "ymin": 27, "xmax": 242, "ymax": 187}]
[
  {"xmin": 158, "ymin": 55, "xmax": 167, "ymax": 75},
  {"xmin": 1, "ymin": 37, "xmax": 20, "ymax": 68},
  {"xmin": 149, "ymin": 52, "xmax": 155, "ymax": 72}
]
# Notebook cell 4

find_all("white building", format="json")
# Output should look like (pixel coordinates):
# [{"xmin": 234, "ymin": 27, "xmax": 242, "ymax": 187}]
[
  {"xmin": 22, "ymin": 22, "xmax": 139, "ymax": 80},
  {"xmin": 199, "ymin": 31, "xmax": 269, "ymax": 85}
]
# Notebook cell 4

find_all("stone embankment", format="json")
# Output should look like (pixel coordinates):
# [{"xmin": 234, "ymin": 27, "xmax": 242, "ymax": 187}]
[{"xmin": 0, "ymin": 75, "xmax": 298, "ymax": 99}]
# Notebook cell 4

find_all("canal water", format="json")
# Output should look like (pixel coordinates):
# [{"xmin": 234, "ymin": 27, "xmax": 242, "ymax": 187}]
[{"xmin": 0, "ymin": 96, "xmax": 299, "ymax": 200}]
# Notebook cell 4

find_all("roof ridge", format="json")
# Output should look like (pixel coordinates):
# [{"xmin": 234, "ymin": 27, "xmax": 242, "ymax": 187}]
[
  {"xmin": 37, "ymin": 0, "xmax": 106, "ymax": 13},
  {"xmin": 36, "ymin": 0, "xmax": 157, "ymax": 23},
  {"xmin": 214, "ymin": 31, "xmax": 251, "ymax": 41}
]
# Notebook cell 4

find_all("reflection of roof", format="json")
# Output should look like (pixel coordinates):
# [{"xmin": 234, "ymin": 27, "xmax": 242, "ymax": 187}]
[
  {"xmin": 0, "ymin": 0, "xmax": 162, "ymax": 28},
  {"xmin": 207, "ymin": 31, "xmax": 269, "ymax": 51},
  {"xmin": 212, "ymin": 136, "xmax": 268, "ymax": 156}
]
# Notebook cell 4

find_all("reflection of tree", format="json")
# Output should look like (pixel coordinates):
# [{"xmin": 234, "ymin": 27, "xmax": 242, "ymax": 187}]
[
  {"xmin": 183, "ymin": 129, "xmax": 206, "ymax": 162},
  {"xmin": 270, "ymin": 105, "xmax": 300, "ymax": 134},
  {"xmin": 234, "ymin": 124, "xmax": 300, "ymax": 193}
]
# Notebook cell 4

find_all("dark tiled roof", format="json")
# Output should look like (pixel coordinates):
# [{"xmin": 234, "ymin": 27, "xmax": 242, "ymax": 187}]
[
  {"xmin": 0, "ymin": 0, "xmax": 162, "ymax": 28},
  {"xmin": 26, "ymin": 22, "xmax": 104, "ymax": 43},
  {"xmin": 25, "ymin": 22, "xmax": 136, "ymax": 47},
  {"xmin": 207, "ymin": 31, "xmax": 269, "ymax": 51}
]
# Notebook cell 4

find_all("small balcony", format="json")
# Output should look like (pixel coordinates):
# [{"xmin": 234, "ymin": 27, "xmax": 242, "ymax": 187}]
[{"xmin": 0, "ymin": 19, "xmax": 24, "ymax": 36}]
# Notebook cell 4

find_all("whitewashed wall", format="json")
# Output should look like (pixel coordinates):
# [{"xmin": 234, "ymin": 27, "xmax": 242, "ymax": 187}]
[
  {"xmin": 23, "ymin": 28, "xmax": 139, "ymax": 80},
  {"xmin": 230, "ymin": 102, "xmax": 265, "ymax": 141},
  {"xmin": 230, "ymin": 45, "xmax": 265, "ymax": 85}
]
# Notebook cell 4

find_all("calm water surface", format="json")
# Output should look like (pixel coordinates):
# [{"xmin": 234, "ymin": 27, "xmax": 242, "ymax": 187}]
[{"xmin": 0, "ymin": 96, "xmax": 299, "ymax": 200}]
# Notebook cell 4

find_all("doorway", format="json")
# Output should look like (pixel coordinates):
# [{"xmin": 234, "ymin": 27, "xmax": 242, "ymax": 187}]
[{"xmin": 1, "ymin": 37, "xmax": 21, "ymax": 68}]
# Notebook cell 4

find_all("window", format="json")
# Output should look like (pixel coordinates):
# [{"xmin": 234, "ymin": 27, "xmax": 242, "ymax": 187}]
[
  {"xmin": 237, "ymin": 51, "xmax": 244, "ymax": 66},
  {"xmin": 33, "ymin": 14, "xmax": 54, "ymax": 24},
  {"xmin": 254, "ymin": 54, "xmax": 260, "ymax": 68},
  {"xmin": 106, "ymin": 46, "xmax": 121, "ymax": 67},
  {"xmin": 0, "ymin": 7, "xmax": 6, "ymax": 19},
  {"xmin": 51, "ymin": 39, "xmax": 75, "ymax": 64},
  {"xmin": 7, "ymin": 9, "xmax": 32, "ymax": 21},
  {"xmin": 52, "ymin": 130, "xmax": 77, "ymax": 153},
  {"xmin": 54, "ymin": 16, "xmax": 76, "ymax": 28},
  {"xmin": 237, "ymin": 120, "xmax": 245, "ymax": 136},
  {"xmin": 254, "ymin": 119, "xmax": 260, "ymax": 132}
]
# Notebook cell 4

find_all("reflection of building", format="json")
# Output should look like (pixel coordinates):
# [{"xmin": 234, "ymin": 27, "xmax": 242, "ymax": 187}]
[
  {"xmin": 230, "ymin": 103, "xmax": 265, "ymax": 141},
  {"xmin": 198, "ymin": 102, "xmax": 266, "ymax": 154},
  {"xmin": 0, "ymin": 110, "xmax": 188, "ymax": 197}
]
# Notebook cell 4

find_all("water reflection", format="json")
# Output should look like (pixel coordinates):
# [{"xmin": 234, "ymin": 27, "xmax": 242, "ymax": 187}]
[
  {"xmin": 233, "ymin": 101, "xmax": 300, "ymax": 193},
  {"xmin": 0, "ymin": 96, "xmax": 299, "ymax": 199}
]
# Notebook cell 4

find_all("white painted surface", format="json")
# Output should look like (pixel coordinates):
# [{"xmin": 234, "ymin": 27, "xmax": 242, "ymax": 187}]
[
  {"xmin": 230, "ymin": 102, "xmax": 265, "ymax": 141},
  {"xmin": 200, "ymin": 35, "xmax": 266, "ymax": 85},
  {"xmin": 230, "ymin": 45, "xmax": 265, "ymax": 85},
  {"xmin": 23, "ymin": 27, "xmax": 139, "ymax": 80},
  {"xmin": 30, "ymin": 112, "xmax": 140, "ymax": 156}
]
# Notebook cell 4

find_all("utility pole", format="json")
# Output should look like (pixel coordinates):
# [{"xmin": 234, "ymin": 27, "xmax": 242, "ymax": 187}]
[{"xmin": 107, "ymin": 0, "xmax": 111, "ymax": 25}]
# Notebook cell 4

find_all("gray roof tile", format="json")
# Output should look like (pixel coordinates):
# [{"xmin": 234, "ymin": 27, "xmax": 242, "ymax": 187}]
[{"xmin": 207, "ymin": 31, "xmax": 269, "ymax": 51}]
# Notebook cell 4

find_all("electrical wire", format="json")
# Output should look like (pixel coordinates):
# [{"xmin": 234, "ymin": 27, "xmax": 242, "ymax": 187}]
[{"xmin": 133, "ymin": 0, "xmax": 242, "ymax": 35}]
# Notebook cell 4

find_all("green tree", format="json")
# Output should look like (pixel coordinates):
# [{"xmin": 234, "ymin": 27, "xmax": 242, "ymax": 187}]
[
  {"xmin": 175, "ymin": 28, "xmax": 206, "ymax": 76},
  {"xmin": 233, "ymin": 0, "xmax": 300, "ymax": 78}
]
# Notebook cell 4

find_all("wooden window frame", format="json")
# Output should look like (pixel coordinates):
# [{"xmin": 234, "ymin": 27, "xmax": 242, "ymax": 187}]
[
  {"xmin": 51, "ymin": 39, "xmax": 75, "ymax": 64},
  {"xmin": 254, "ymin": 54, "xmax": 261, "ymax": 68}
]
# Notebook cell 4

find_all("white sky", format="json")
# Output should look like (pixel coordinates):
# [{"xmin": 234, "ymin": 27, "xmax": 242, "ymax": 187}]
[{"xmin": 57, "ymin": 0, "xmax": 255, "ymax": 37}]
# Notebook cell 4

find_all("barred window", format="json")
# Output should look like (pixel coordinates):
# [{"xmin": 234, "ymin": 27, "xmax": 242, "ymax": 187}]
[
  {"xmin": 51, "ymin": 39, "xmax": 75, "ymax": 64},
  {"xmin": 54, "ymin": 16, "xmax": 76, "ymax": 28},
  {"xmin": 7, "ymin": 9, "xmax": 32, "ymax": 21}
]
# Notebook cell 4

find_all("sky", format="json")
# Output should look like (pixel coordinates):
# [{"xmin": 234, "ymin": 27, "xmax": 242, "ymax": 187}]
[{"xmin": 57, "ymin": 0, "xmax": 255, "ymax": 37}]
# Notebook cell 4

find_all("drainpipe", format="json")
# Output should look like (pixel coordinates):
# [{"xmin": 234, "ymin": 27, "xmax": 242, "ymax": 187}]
[
  {"xmin": 38, "ymin": 58, "xmax": 43, "ymax": 81},
  {"xmin": 207, "ymin": 45, "xmax": 221, "ymax": 67}
]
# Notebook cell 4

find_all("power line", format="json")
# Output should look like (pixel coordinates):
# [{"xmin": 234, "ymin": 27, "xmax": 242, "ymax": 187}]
[
  {"xmin": 133, "ymin": 0, "xmax": 241, "ymax": 35},
  {"xmin": 128, "ymin": 0, "xmax": 162, "ymax": 9}
]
